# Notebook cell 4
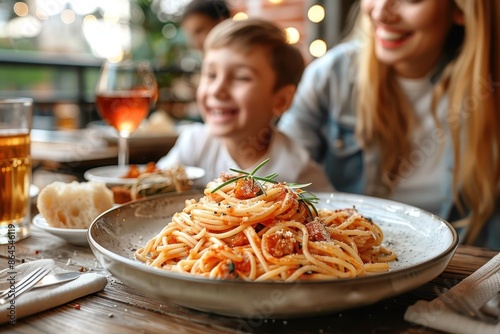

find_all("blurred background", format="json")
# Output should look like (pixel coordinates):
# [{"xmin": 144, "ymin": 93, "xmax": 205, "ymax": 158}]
[{"xmin": 0, "ymin": 0, "xmax": 355, "ymax": 130}]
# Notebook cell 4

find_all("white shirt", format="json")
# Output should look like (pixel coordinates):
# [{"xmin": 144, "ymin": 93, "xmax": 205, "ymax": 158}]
[
  {"xmin": 157, "ymin": 123, "xmax": 334, "ymax": 193},
  {"xmin": 387, "ymin": 76, "xmax": 448, "ymax": 214}
]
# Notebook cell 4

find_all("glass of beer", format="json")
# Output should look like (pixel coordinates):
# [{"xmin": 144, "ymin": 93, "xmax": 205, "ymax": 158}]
[
  {"xmin": 0, "ymin": 98, "xmax": 32, "ymax": 244},
  {"xmin": 95, "ymin": 60, "xmax": 157, "ymax": 166}
]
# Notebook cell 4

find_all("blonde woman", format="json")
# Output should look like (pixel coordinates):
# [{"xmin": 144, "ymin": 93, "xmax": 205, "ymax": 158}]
[{"xmin": 279, "ymin": 0, "xmax": 500, "ymax": 249}]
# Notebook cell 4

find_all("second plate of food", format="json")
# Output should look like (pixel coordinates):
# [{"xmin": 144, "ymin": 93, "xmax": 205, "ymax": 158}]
[{"xmin": 84, "ymin": 165, "xmax": 205, "ymax": 186}]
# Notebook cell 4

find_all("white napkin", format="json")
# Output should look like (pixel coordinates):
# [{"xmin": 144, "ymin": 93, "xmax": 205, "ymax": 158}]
[
  {"xmin": 0, "ymin": 259, "xmax": 107, "ymax": 324},
  {"xmin": 405, "ymin": 252, "xmax": 500, "ymax": 334}
]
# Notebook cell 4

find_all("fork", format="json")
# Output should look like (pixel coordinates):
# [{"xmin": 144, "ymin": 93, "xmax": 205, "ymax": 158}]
[
  {"xmin": 0, "ymin": 266, "xmax": 51, "ymax": 305},
  {"xmin": 435, "ymin": 287, "xmax": 500, "ymax": 324}
]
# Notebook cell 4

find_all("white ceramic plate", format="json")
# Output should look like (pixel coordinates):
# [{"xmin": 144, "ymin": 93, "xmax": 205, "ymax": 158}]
[
  {"xmin": 32, "ymin": 214, "xmax": 88, "ymax": 247},
  {"xmin": 83, "ymin": 165, "xmax": 205, "ymax": 186},
  {"xmin": 88, "ymin": 191, "xmax": 458, "ymax": 318}
]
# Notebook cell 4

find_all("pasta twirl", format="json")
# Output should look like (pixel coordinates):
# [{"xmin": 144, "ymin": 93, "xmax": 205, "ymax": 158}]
[{"xmin": 135, "ymin": 176, "xmax": 396, "ymax": 281}]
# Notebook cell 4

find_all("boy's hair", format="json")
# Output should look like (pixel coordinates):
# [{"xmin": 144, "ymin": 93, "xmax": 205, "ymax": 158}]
[
  {"xmin": 204, "ymin": 18, "xmax": 305, "ymax": 91},
  {"xmin": 182, "ymin": 0, "xmax": 231, "ymax": 21}
]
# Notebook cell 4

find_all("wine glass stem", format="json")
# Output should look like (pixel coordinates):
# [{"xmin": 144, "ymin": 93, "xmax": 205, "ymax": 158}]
[{"xmin": 118, "ymin": 136, "xmax": 129, "ymax": 166}]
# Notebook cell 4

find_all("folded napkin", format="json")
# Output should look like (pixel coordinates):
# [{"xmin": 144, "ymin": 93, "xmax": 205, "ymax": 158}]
[
  {"xmin": 0, "ymin": 259, "xmax": 107, "ymax": 324},
  {"xmin": 404, "ymin": 252, "xmax": 500, "ymax": 334}
]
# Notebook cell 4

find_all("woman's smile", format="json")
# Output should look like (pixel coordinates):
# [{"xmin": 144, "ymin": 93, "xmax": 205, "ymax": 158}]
[
  {"xmin": 376, "ymin": 26, "xmax": 413, "ymax": 48},
  {"xmin": 362, "ymin": 0, "xmax": 462, "ymax": 78}
]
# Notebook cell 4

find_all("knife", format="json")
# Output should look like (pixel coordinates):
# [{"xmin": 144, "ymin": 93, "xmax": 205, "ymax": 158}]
[{"xmin": 33, "ymin": 272, "xmax": 81, "ymax": 289}]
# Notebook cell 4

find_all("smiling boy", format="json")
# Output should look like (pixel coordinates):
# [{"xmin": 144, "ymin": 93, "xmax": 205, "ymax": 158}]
[{"xmin": 158, "ymin": 18, "xmax": 333, "ymax": 192}]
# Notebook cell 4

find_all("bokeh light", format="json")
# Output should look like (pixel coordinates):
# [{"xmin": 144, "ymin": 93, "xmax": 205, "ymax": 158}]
[
  {"xmin": 35, "ymin": 8, "xmax": 49, "ymax": 20},
  {"xmin": 8, "ymin": 16, "xmax": 42, "ymax": 38},
  {"xmin": 61, "ymin": 9, "xmax": 76, "ymax": 24},
  {"xmin": 162, "ymin": 23, "xmax": 177, "ymax": 39},
  {"xmin": 308, "ymin": 5, "xmax": 325, "ymax": 23},
  {"xmin": 284, "ymin": 27, "xmax": 300, "ymax": 44},
  {"xmin": 309, "ymin": 39, "xmax": 327, "ymax": 58},
  {"xmin": 232, "ymin": 12, "xmax": 248, "ymax": 21},
  {"xmin": 13, "ymin": 2, "xmax": 29, "ymax": 17}
]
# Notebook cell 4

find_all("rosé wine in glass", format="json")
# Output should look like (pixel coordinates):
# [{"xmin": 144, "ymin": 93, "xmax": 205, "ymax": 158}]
[{"xmin": 95, "ymin": 61, "xmax": 157, "ymax": 166}]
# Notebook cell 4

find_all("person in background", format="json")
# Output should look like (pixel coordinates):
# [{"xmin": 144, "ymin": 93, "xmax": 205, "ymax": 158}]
[
  {"xmin": 181, "ymin": 0, "xmax": 231, "ymax": 51},
  {"xmin": 158, "ymin": 18, "xmax": 333, "ymax": 192},
  {"xmin": 278, "ymin": 0, "xmax": 500, "ymax": 249}
]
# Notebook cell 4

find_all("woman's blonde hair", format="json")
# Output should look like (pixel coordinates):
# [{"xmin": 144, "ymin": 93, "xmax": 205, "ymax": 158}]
[
  {"xmin": 353, "ymin": 0, "xmax": 500, "ymax": 244},
  {"xmin": 203, "ymin": 18, "xmax": 305, "ymax": 91}
]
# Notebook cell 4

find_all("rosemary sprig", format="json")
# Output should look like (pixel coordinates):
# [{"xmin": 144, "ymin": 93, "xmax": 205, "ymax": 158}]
[
  {"xmin": 288, "ymin": 183, "xmax": 319, "ymax": 217},
  {"xmin": 210, "ymin": 158, "xmax": 278, "ymax": 193},
  {"xmin": 209, "ymin": 159, "xmax": 320, "ymax": 217}
]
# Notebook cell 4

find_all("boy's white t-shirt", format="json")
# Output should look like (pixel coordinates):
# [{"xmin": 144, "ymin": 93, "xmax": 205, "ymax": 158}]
[{"xmin": 157, "ymin": 122, "xmax": 334, "ymax": 192}]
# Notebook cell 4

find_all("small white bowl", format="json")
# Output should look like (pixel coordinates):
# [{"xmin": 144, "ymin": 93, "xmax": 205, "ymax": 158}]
[{"xmin": 32, "ymin": 214, "xmax": 88, "ymax": 247}]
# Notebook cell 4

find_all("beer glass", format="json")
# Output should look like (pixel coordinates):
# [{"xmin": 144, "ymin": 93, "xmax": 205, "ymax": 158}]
[{"xmin": 0, "ymin": 98, "xmax": 32, "ymax": 244}]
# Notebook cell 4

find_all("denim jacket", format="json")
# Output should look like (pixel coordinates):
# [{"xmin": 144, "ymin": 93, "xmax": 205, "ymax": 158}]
[{"xmin": 279, "ymin": 41, "xmax": 500, "ymax": 250}]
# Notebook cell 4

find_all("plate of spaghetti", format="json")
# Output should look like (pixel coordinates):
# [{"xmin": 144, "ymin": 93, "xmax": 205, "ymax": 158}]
[{"xmin": 88, "ymin": 162, "xmax": 458, "ymax": 318}]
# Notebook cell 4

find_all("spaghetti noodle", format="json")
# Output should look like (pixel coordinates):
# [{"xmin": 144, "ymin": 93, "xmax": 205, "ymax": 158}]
[{"xmin": 135, "ymin": 173, "xmax": 396, "ymax": 281}]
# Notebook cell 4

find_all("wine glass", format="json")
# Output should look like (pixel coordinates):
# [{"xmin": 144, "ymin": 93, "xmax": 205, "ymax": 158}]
[{"xmin": 95, "ymin": 60, "xmax": 157, "ymax": 166}]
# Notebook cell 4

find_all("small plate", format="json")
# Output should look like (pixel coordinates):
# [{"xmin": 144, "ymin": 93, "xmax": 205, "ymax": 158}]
[
  {"xmin": 84, "ymin": 165, "xmax": 206, "ymax": 186},
  {"xmin": 32, "ymin": 214, "xmax": 88, "ymax": 247}
]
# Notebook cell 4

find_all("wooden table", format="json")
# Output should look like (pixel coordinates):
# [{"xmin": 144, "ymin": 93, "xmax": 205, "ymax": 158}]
[{"xmin": 0, "ymin": 224, "xmax": 498, "ymax": 334}]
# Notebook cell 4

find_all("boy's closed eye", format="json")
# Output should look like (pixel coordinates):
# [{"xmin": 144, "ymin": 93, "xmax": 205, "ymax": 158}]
[
  {"xmin": 202, "ymin": 71, "xmax": 217, "ymax": 80},
  {"xmin": 233, "ymin": 72, "xmax": 253, "ymax": 82},
  {"xmin": 201, "ymin": 70, "xmax": 255, "ymax": 82}
]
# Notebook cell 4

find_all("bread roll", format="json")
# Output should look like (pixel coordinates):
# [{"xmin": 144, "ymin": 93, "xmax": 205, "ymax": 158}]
[{"xmin": 37, "ymin": 181, "xmax": 114, "ymax": 229}]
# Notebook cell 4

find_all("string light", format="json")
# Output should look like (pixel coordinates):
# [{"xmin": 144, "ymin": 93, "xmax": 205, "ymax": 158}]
[
  {"xmin": 83, "ymin": 15, "xmax": 97, "ymax": 25},
  {"xmin": 308, "ymin": 5, "xmax": 325, "ymax": 23},
  {"xmin": 35, "ymin": 8, "xmax": 49, "ymax": 20},
  {"xmin": 284, "ymin": 27, "xmax": 300, "ymax": 44},
  {"xmin": 13, "ymin": 2, "xmax": 29, "ymax": 17},
  {"xmin": 232, "ymin": 12, "xmax": 248, "ymax": 21},
  {"xmin": 61, "ymin": 9, "xmax": 76, "ymax": 24},
  {"xmin": 309, "ymin": 39, "xmax": 327, "ymax": 58}
]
